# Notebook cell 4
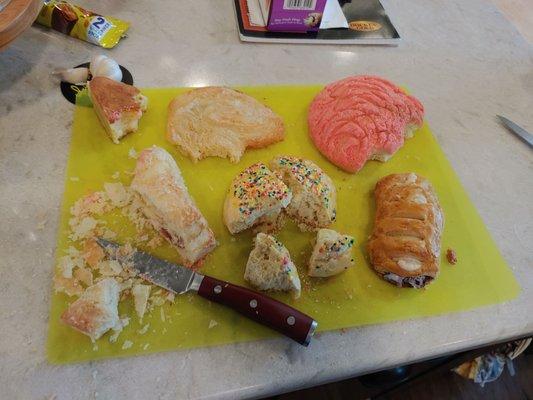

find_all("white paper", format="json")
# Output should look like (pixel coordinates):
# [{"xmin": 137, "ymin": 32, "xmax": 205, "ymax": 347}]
[
  {"xmin": 320, "ymin": 0, "xmax": 349, "ymax": 29},
  {"xmin": 247, "ymin": 0, "xmax": 267, "ymax": 26},
  {"xmin": 258, "ymin": 0, "xmax": 271, "ymax": 24}
]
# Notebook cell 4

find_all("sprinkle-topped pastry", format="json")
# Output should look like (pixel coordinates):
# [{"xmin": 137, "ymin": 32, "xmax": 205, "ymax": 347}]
[
  {"xmin": 270, "ymin": 156, "xmax": 336, "ymax": 231},
  {"xmin": 224, "ymin": 163, "xmax": 292, "ymax": 234},
  {"xmin": 308, "ymin": 229, "xmax": 355, "ymax": 277},
  {"xmin": 245, "ymin": 233, "xmax": 301, "ymax": 298}
]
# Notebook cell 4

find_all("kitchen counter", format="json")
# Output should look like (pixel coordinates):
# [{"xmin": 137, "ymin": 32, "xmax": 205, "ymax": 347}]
[{"xmin": 0, "ymin": 0, "xmax": 532, "ymax": 399}]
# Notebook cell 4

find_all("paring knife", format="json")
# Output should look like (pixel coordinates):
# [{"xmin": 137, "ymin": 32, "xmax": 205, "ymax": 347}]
[
  {"xmin": 497, "ymin": 115, "xmax": 533, "ymax": 148},
  {"xmin": 96, "ymin": 238, "xmax": 318, "ymax": 346}
]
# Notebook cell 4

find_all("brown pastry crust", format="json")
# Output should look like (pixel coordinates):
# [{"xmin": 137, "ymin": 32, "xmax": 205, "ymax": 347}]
[{"xmin": 367, "ymin": 173, "xmax": 444, "ymax": 288}]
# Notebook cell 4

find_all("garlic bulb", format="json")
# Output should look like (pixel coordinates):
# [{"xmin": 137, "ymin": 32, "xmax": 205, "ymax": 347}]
[
  {"xmin": 90, "ymin": 54, "xmax": 122, "ymax": 82},
  {"xmin": 53, "ymin": 67, "xmax": 89, "ymax": 84}
]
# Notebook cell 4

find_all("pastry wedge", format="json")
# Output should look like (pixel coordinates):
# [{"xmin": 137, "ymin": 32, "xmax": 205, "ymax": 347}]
[
  {"xmin": 367, "ymin": 173, "xmax": 444, "ymax": 288},
  {"xmin": 131, "ymin": 146, "xmax": 217, "ymax": 267},
  {"xmin": 270, "ymin": 156, "xmax": 336, "ymax": 231},
  {"xmin": 223, "ymin": 163, "xmax": 292, "ymax": 234},
  {"xmin": 308, "ymin": 229, "xmax": 355, "ymax": 277},
  {"xmin": 245, "ymin": 233, "xmax": 301, "ymax": 298},
  {"xmin": 60, "ymin": 278, "xmax": 120, "ymax": 341},
  {"xmin": 88, "ymin": 76, "xmax": 148, "ymax": 144}
]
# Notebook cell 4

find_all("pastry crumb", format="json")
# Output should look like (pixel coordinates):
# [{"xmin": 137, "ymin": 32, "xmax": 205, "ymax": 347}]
[
  {"xmin": 37, "ymin": 219, "xmax": 48, "ymax": 230},
  {"xmin": 146, "ymin": 236, "xmax": 163, "ymax": 249},
  {"xmin": 446, "ymin": 248, "xmax": 457, "ymax": 265},
  {"xmin": 70, "ymin": 216, "xmax": 98, "ymax": 241},
  {"xmin": 132, "ymin": 284, "xmax": 151, "ymax": 321},
  {"xmin": 98, "ymin": 259, "xmax": 123, "ymax": 276},
  {"xmin": 70, "ymin": 177, "xmax": 80, "ymax": 182},
  {"xmin": 128, "ymin": 147, "xmax": 138, "ymax": 159},
  {"xmin": 104, "ymin": 182, "xmax": 131, "ymax": 207},
  {"xmin": 208, "ymin": 320, "xmax": 218, "ymax": 329},
  {"xmin": 121, "ymin": 340, "xmax": 133, "ymax": 350},
  {"xmin": 138, "ymin": 323, "xmax": 150, "ymax": 335}
]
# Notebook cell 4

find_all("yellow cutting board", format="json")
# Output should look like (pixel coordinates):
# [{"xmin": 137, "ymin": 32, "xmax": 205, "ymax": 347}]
[{"xmin": 47, "ymin": 86, "xmax": 520, "ymax": 364}]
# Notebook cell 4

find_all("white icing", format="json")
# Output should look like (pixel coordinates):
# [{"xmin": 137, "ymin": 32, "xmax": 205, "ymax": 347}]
[
  {"xmin": 397, "ymin": 257, "xmax": 422, "ymax": 271},
  {"xmin": 411, "ymin": 193, "xmax": 427, "ymax": 204},
  {"xmin": 405, "ymin": 173, "xmax": 417, "ymax": 184}
]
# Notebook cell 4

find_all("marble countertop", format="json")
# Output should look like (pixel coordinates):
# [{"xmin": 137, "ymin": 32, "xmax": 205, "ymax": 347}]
[{"xmin": 1, "ymin": 0, "xmax": 532, "ymax": 399}]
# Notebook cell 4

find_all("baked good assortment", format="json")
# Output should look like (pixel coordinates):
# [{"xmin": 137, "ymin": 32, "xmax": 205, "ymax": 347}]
[
  {"xmin": 245, "ymin": 233, "xmax": 301, "ymax": 298},
  {"xmin": 270, "ymin": 156, "xmax": 336, "ymax": 231},
  {"xmin": 223, "ymin": 163, "xmax": 292, "ymax": 234},
  {"xmin": 308, "ymin": 75, "xmax": 424, "ymax": 173},
  {"xmin": 308, "ymin": 229, "xmax": 355, "ymax": 277},
  {"xmin": 60, "ymin": 76, "xmax": 445, "ymax": 342},
  {"xmin": 367, "ymin": 173, "xmax": 444, "ymax": 288},
  {"xmin": 131, "ymin": 146, "xmax": 217, "ymax": 267},
  {"xmin": 88, "ymin": 77, "xmax": 148, "ymax": 144},
  {"xmin": 166, "ymin": 87, "xmax": 285, "ymax": 163}
]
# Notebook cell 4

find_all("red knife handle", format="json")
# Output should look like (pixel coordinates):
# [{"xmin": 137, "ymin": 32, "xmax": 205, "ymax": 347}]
[{"xmin": 197, "ymin": 275, "xmax": 317, "ymax": 346}]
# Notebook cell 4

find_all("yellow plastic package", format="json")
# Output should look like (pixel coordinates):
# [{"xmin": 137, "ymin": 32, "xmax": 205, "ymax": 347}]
[{"xmin": 36, "ymin": 0, "xmax": 130, "ymax": 48}]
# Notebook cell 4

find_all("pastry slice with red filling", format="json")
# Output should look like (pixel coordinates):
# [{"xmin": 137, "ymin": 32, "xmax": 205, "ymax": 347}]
[
  {"xmin": 88, "ymin": 76, "xmax": 148, "ymax": 144},
  {"xmin": 130, "ymin": 146, "xmax": 217, "ymax": 268}
]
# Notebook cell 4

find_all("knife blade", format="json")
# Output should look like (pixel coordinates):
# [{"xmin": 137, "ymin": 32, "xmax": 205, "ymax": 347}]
[
  {"xmin": 96, "ymin": 238, "xmax": 318, "ymax": 346},
  {"xmin": 497, "ymin": 115, "xmax": 533, "ymax": 148},
  {"xmin": 96, "ymin": 238, "xmax": 202, "ymax": 294}
]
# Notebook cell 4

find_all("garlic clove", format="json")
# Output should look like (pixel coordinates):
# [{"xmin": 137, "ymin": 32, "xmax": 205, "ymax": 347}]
[
  {"xmin": 90, "ymin": 54, "xmax": 107, "ymax": 71},
  {"xmin": 52, "ymin": 67, "xmax": 89, "ymax": 85},
  {"xmin": 90, "ymin": 54, "xmax": 122, "ymax": 82}
]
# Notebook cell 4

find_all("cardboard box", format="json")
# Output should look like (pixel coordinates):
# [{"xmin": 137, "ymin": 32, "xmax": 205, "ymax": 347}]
[{"xmin": 267, "ymin": 0, "xmax": 327, "ymax": 32}]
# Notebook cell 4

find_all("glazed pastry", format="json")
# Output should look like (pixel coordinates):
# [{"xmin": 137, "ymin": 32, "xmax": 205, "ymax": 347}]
[
  {"xmin": 131, "ymin": 146, "xmax": 217, "ymax": 267},
  {"xmin": 245, "ymin": 233, "xmax": 301, "ymax": 298},
  {"xmin": 88, "ymin": 77, "xmax": 147, "ymax": 144},
  {"xmin": 60, "ymin": 278, "xmax": 120, "ymax": 341},
  {"xmin": 367, "ymin": 173, "xmax": 444, "ymax": 288},
  {"xmin": 167, "ymin": 87, "xmax": 285, "ymax": 163},
  {"xmin": 308, "ymin": 229, "xmax": 355, "ymax": 277},
  {"xmin": 308, "ymin": 75, "xmax": 424, "ymax": 172},
  {"xmin": 270, "ymin": 156, "xmax": 336, "ymax": 231},
  {"xmin": 223, "ymin": 163, "xmax": 292, "ymax": 234}
]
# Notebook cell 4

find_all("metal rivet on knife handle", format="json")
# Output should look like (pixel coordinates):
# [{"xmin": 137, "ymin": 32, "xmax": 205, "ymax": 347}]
[{"xmin": 196, "ymin": 275, "xmax": 318, "ymax": 346}]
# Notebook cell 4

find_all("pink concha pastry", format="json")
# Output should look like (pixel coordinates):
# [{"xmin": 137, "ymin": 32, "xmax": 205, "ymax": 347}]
[{"xmin": 308, "ymin": 76, "xmax": 424, "ymax": 173}]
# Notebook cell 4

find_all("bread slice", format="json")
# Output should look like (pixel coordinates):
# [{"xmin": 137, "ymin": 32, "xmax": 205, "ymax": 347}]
[
  {"xmin": 245, "ymin": 233, "xmax": 301, "ymax": 298},
  {"xmin": 131, "ymin": 146, "xmax": 217, "ymax": 267},
  {"xmin": 223, "ymin": 163, "xmax": 292, "ymax": 234},
  {"xmin": 367, "ymin": 173, "xmax": 444, "ymax": 288},
  {"xmin": 270, "ymin": 156, "xmax": 336, "ymax": 231},
  {"xmin": 88, "ymin": 77, "xmax": 148, "ymax": 144},
  {"xmin": 166, "ymin": 87, "xmax": 285, "ymax": 163},
  {"xmin": 308, "ymin": 229, "xmax": 355, "ymax": 277},
  {"xmin": 60, "ymin": 278, "xmax": 120, "ymax": 341}
]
